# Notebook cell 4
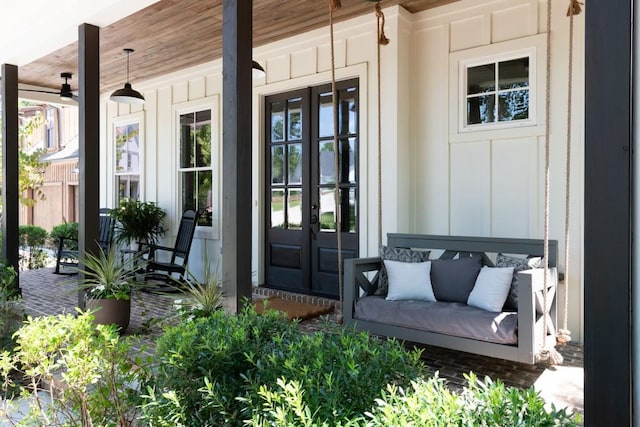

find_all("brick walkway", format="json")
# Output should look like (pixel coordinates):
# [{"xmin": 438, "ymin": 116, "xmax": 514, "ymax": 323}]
[{"xmin": 18, "ymin": 268, "xmax": 584, "ymax": 419}]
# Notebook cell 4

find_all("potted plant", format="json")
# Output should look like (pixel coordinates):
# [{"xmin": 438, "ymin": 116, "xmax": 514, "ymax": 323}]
[
  {"xmin": 75, "ymin": 246, "xmax": 145, "ymax": 333},
  {"xmin": 110, "ymin": 198, "xmax": 166, "ymax": 247}
]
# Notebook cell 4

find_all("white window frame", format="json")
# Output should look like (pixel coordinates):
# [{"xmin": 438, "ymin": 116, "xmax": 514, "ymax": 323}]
[
  {"xmin": 449, "ymin": 34, "xmax": 546, "ymax": 141},
  {"xmin": 112, "ymin": 112, "xmax": 144, "ymax": 203},
  {"xmin": 172, "ymin": 97, "xmax": 220, "ymax": 239}
]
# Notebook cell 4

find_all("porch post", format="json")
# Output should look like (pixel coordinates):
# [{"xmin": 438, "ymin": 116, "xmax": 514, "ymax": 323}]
[
  {"xmin": 221, "ymin": 0, "xmax": 253, "ymax": 312},
  {"xmin": 78, "ymin": 23, "xmax": 101, "ymax": 309},
  {"xmin": 1, "ymin": 64, "xmax": 20, "ymax": 293},
  {"xmin": 585, "ymin": 0, "xmax": 632, "ymax": 424}
]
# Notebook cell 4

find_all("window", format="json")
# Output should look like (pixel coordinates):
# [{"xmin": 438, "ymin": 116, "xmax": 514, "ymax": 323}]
[
  {"xmin": 45, "ymin": 108, "xmax": 56, "ymax": 149},
  {"xmin": 450, "ymin": 35, "xmax": 544, "ymax": 139},
  {"xmin": 114, "ymin": 121, "xmax": 141, "ymax": 202},
  {"xmin": 465, "ymin": 56, "xmax": 530, "ymax": 126},
  {"xmin": 178, "ymin": 109, "xmax": 213, "ymax": 227}
]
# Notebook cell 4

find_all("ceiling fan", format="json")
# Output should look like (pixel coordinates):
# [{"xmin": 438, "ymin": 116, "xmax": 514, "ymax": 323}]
[{"xmin": 20, "ymin": 72, "xmax": 77, "ymax": 102}]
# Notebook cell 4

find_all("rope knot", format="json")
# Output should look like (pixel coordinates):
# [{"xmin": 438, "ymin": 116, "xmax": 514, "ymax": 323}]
[
  {"xmin": 331, "ymin": 0, "xmax": 342, "ymax": 9},
  {"xmin": 566, "ymin": 0, "xmax": 583, "ymax": 16},
  {"xmin": 375, "ymin": 3, "xmax": 390, "ymax": 45}
]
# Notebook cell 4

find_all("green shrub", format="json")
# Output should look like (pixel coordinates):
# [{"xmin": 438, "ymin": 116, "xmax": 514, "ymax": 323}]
[
  {"xmin": 141, "ymin": 307, "xmax": 424, "ymax": 426},
  {"xmin": 0, "ymin": 311, "xmax": 150, "ymax": 426},
  {"xmin": 246, "ymin": 373, "xmax": 580, "ymax": 427},
  {"xmin": 18, "ymin": 224, "xmax": 49, "ymax": 270},
  {"xmin": 50, "ymin": 221, "xmax": 79, "ymax": 249}
]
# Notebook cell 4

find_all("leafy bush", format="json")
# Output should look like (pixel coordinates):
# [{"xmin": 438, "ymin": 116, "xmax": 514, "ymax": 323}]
[
  {"xmin": 49, "ymin": 221, "xmax": 79, "ymax": 250},
  {"xmin": 246, "ymin": 373, "xmax": 580, "ymax": 427},
  {"xmin": 0, "ymin": 265, "xmax": 21, "ymax": 352},
  {"xmin": 141, "ymin": 307, "xmax": 424, "ymax": 426},
  {"xmin": 0, "ymin": 311, "xmax": 150, "ymax": 426},
  {"xmin": 18, "ymin": 224, "xmax": 48, "ymax": 270}
]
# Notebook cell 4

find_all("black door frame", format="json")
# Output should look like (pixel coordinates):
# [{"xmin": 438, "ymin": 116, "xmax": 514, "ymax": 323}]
[{"xmin": 264, "ymin": 79, "xmax": 360, "ymax": 298}]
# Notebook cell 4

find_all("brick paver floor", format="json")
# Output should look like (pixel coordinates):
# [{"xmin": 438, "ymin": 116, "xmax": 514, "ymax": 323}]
[{"xmin": 18, "ymin": 267, "xmax": 584, "ymax": 420}]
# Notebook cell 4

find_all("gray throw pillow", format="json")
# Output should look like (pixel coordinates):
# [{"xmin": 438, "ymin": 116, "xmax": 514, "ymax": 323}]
[
  {"xmin": 375, "ymin": 246, "xmax": 431, "ymax": 296},
  {"xmin": 495, "ymin": 253, "xmax": 543, "ymax": 310},
  {"xmin": 430, "ymin": 256, "xmax": 482, "ymax": 303}
]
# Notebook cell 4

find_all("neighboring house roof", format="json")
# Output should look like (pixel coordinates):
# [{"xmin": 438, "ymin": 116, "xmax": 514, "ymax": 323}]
[{"xmin": 41, "ymin": 135, "xmax": 79, "ymax": 162}]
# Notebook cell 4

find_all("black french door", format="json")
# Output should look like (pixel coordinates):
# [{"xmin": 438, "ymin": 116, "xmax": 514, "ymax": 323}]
[{"xmin": 265, "ymin": 79, "xmax": 359, "ymax": 298}]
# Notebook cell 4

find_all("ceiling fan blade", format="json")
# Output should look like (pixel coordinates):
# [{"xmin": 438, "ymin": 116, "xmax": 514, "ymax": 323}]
[{"xmin": 19, "ymin": 88, "xmax": 60, "ymax": 95}]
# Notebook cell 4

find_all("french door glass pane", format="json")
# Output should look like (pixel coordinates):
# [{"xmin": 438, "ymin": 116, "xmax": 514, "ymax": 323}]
[
  {"xmin": 271, "ymin": 102, "xmax": 285, "ymax": 142},
  {"xmin": 288, "ymin": 189, "xmax": 302, "ymax": 229},
  {"xmin": 467, "ymin": 64, "xmax": 495, "ymax": 94},
  {"xmin": 319, "ymin": 92, "xmax": 333, "ymax": 138},
  {"xmin": 288, "ymin": 98, "xmax": 302, "ymax": 140},
  {"xmin": 271, "ymin": 146, "xmax": 285, "ymax": 184},
  {"xmin": 319, "ymin": 187, "xmax": 335, "ymax": 231},
  {"xmin": 288, "ymin": 144, "xmax": 302, "ymax": 184},
  {"xmin": 271, "ymin": 190, "xmax": 285, "ymax": 229},
  {"xmin": 347, "ymin": 188, "xmax": 357, "ymax": 233},
  {"xmin": 343, "ymin": 138, "xmax": 357, "ymax": 184},
  {"xmin": 319, "ymin": 141, "xmax": 336, "ymax": 185},
  {"xmin": 318, "ymin": 138, "xmax": 357, "ymax": 185},
  {"xmin": 498, "ymin": 90, "xmax": 529, "ymax": 121},
  {"xmin": 343, "ymin": 96, "xmax": 358, "ymax": 134}
]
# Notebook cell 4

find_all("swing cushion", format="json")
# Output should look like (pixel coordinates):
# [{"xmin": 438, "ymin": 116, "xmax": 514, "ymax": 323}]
[
  {"xmin": 496, "ymin": 253, "xmax": 543, "ymax": 310},
  {"xmin": 375, "ymin": 246, "xmax": 430, "ymax": 296}
]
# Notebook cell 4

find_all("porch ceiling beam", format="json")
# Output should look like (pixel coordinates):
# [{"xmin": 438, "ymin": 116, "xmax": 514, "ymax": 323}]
[
  {"xmin": 222, "ymin": 0, "xmax": 253, "ymax": 312},
  {"xmin": 78, "ymin": 23, "xmax": 101, "ymax": 308},
  {"xmin": 1, "ymin": 64, "xmax": 20, "ymax": 292}
]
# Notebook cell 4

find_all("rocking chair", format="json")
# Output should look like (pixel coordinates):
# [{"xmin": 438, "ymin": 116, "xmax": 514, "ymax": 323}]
[
  {"xmin": 54, "ymin": 208, "xmax": 115, "ymax": 274},
  {"xmin": 144, "ymin": 209, "xmax": 198, "ymax": 284}
]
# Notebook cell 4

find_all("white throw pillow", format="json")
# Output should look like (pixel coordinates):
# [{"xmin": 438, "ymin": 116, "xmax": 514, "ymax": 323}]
[
  {"xmin": 467, "ymin": 266, "xmax": 514, "ymax": 312},
  {"xmin": 384, "ymin": 260, "xmax": 436, "ymax": 301}
]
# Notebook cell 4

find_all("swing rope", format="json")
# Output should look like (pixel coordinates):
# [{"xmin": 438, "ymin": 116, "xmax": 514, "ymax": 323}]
[
  {"xmin": 539, "ymin": 0, "xmax": 563, "ymax": 365},
  {"xmin": 329, "ymin": 0, "xmax": 344, "ymax": 323},
  {"xmin": 556, "ymin": 0, "xmax": 582, "ymax": 345},
  {"xmin": 375, "ymin": 2, "xmax": 389, "ymax": 246}
]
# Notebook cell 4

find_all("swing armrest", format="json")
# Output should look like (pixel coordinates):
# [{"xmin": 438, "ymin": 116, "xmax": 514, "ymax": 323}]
[
  {"xmin": 344, "ymin": 257, "xmax": 382, "ymax": 325},
  {"xmin": 516, "ymin": 267, "xmax": 558, "ymax": 361}
]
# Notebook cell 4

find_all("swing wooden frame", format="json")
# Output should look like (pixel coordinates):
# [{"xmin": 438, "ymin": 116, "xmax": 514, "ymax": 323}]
[{"xmin": 344, "ymin": 233, "xmax": 560, "ymax": 364}]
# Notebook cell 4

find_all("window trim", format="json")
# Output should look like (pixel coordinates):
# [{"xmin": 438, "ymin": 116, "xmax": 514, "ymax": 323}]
[
  {"xmin": 112, "ymin": 112, "xmax": 144, "ymax": 203},
  {"xmin": 449, "ymin": 34, "xmax": 546, "ymax": 142},
  {"xmin": 172, "ymin": 97, "xmax": 220, "ymax": 240}
]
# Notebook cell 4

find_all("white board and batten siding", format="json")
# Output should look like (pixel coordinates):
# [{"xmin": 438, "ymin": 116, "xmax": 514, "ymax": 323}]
[
  {"xmin": 100, "ymin": 0, "xmax": 584, "ymax": 339},
  {"xmin": 411, "ymin": 0, "xmax": 584, "ymax": 338}
]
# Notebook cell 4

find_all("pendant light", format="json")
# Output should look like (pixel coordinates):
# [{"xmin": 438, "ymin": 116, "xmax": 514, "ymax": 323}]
[
  {"xmin": 110, "ymin": 48, "xmax": 145, "ymax": 104},
  {"xmin": 252, "ymin": 60, "xmax": 265, "ymax": 79}
]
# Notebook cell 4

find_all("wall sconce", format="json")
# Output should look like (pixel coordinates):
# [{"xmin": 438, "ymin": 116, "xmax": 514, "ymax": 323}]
[{"xmin": 110, "ymin": 48, "xmax": 145, "ymax": 104}]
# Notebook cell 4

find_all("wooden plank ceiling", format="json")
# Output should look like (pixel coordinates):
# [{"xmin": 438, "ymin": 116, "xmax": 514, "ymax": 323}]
[{"xmin": 18, "ymin": 0, "xmax": 456, "ymax": 94}]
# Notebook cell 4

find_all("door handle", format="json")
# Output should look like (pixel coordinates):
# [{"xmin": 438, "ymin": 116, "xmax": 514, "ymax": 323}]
[{"xmin": 311, "ymin": 214, "xmax": 318, "ymax": 224}]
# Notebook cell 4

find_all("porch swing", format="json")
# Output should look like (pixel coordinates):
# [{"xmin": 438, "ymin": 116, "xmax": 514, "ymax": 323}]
[{"xmin": 340, "ymin": 0, "xmax": 580, "ymax": 364}]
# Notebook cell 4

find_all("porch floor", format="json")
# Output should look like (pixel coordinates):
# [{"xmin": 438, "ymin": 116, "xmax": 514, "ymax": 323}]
[{"xmin": 19, "ymin": 268, "xmax": 583, "ymax": 419}]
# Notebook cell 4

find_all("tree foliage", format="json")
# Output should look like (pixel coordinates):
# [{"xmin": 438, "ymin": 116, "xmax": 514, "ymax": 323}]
[{"xmin": 0, "ymin": 110, "xmax": 50, "ymax": 207}]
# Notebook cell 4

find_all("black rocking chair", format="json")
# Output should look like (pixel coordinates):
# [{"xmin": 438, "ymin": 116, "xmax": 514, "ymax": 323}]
[
  {"xmin": 144, "ymin": 209, "xmax": 198, "ymax": 284},
  {"xmin": 54, "ymin": 208, "xmax": 115, "ymax": 274}
]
